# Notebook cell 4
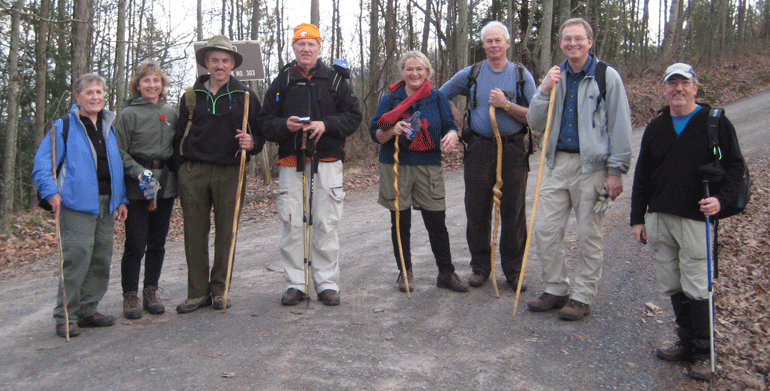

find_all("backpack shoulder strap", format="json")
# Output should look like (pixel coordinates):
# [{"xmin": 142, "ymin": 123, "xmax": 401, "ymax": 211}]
[
  {"xmin": 179, "ymin": 87, "xmax": 196, "ymax": 156},
  {"xmin": 55, "ymin": 116, "xmax": 70, "ymax": 176},
  {"xmin": 595, "ymin": 60, "xmax": 608, "ymax": 108},
  {"xmin": 515, "ymin": 63, "xmax": 529, "ymax": 107},
  {"xmin": 466, "ymin": 61, "xmax": 483, "ymax": 109},
  {"xmin": 707, "ymin": 107, "xmax": 723, "ymax": 158}
]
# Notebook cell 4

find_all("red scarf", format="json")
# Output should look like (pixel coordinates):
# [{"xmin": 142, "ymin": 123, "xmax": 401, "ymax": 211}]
[{"xmin": 377, "ymin": 79, "xmax": 432, "ymax": 130}]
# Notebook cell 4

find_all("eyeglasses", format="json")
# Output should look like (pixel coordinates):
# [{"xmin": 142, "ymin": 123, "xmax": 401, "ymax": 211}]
[
  {"xmin": 561, "ymin": 36, "xmax": 588, "ymax": 44},
  {"xmin": 665, "ymin": 79, "xmax": 694, "ymax": 88}
]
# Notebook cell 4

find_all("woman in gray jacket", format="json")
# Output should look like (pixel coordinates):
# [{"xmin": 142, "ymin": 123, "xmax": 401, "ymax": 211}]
[{"xmin": 115, "ymin": 61, "xmax": 178, "ymax": 319}]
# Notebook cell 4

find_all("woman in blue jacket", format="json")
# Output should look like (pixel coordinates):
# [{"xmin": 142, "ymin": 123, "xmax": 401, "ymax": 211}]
[
  {"xmin": 32, "ymin": 73, "xmax": 128, "ymax": 338},
  {"xmin": 370, "ymin": 51, "xmax": 467, "ymax": 293}
]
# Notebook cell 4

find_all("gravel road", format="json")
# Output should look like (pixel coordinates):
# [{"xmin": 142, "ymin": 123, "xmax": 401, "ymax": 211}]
[{"xmin": 1, "ymin": 90, "xmax": 766, "ymax": 391}]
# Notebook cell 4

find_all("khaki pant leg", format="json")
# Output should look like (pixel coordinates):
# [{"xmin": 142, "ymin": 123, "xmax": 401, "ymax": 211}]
[
  {"xmin": 570, "ymin": 168, "xmax": 608, "ymax": 305},
  {"xmin": 178, "ymin": 161, "xmax": 213, "ymax": 299},
  {"xmin": 78, "ymin": 195, "xmax": 114, "ymax": 317},
  {"xmin": 278, "ymin": 165, "xmax": 306, "ymax": 291},
  {"xmin": 55, "ymin": 206, "xmax": 97, "ymax": 323},
  {"xmin": 311, "ymin": 161, "xmax": 344, "ymax": 292},
  {"xmin": 210, "ymin": 164, "xmax": 244, "ymax": 297}
]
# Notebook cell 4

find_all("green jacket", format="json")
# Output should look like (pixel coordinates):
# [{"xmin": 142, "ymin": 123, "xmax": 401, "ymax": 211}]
[{"xmin": 115, "ymin": 97, "xmax": 179, "ymax": 200}]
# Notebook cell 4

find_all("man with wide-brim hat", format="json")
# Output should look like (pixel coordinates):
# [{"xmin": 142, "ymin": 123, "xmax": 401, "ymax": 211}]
[{"xmin": 171, "ymin": 35, "xmax": 264, "ymax": 314}]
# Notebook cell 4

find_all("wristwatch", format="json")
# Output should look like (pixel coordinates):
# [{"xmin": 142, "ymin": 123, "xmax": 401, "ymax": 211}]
[{"xmin": 503, "ymin": 103, "xmax": 511, "ymax": 112}]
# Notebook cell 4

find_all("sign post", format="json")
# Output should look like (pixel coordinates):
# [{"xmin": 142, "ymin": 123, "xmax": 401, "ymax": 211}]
[{"xmin": 193, "ymin": 41, "xmax": 264, "ymax": 81}]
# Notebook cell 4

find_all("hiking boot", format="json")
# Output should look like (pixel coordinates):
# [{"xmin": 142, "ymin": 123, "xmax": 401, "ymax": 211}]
[
  {"xmin": 688, "ymin": 358, "xmax": 713, "ymax": 381},
  {"xmin": 281, "ymin": 288, "xmax": 306, "ymax": 306},
  {"xmin": 123, "ymin": 291, "xmax": 142, "ymax": 319},
  {"xmin": 468, "ymin": 271, "xmax": 489, "ymax": 288},
  {"xmin": 397, "ymin": 269, "xmax": 414, "ymax": 292},
  {"xmin": 318, "ymin": 289, "xmax": 341, "ymax": 306},
  {"xmin": 212, "ymin": 295, "xmax": 232, "ymax": 310},
  {"xmin": 558, "ymin": 299, "xmax": 591, "ymax": 321},
  {"xmin": 77, "ymin": 312, "xmax": 115, "ymax": 328},
  {"xmin": 506, "ymin": 277, "xmax": 528, "ymax": 292},
  {"xmin": 55, "ymin": 323, "xmax": 80, "ymax": 338},
  {"xmin": 142, "ymin": 286, "xmax": 165, "ymax": 315},
  {"xmin": 527, "ymin": 292, "xmax": 570, "ymax": 312},
  {"xmin": 656, "ymin": 341, "xmax": 690, "ymax": 362},
  {"xmin": 437, "ymin": 272, "xmax": 469, "ymax": 293},
  {"xmin": 176, "ymin": 295, "xmax": 212, "ymax": 314}
]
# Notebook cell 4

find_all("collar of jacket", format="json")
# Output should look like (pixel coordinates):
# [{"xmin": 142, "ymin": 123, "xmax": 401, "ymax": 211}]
[
  {"xmin": 192, "ymin": 74, "xmax": 247, "ymax": 97},
  {"xmin": 71, "ymin": 103, "xmax": 116, "ymax": 130},
  {"xmin": 560, "ymin": 53, "xmax": 598, "ymax": 77},
  {"xmin": 287, "ymin": 59, "xmax": 333, "ymax": 83}
]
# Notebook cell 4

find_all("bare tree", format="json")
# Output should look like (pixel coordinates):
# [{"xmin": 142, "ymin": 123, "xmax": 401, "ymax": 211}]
[
  {"xmin": 311, "ymin": 0, "xmax": 319, "ymax": 25},
  {"xmin": 72, "ymin": 0, "xmax": 93, "ymax": 84},
  {"xmin": 1, "ymin": 0, "xmax": 26, "ymax": 219},
  {"xmin": 115, "ymin": 0, "xmax": 127, "ymax": 111},
  {"xmin": 538, "ymin": 0, "xmax": 554, "ymax": 73},
  {"xmin": 32, "ymin": 0, "xmax": 53, "ymax": 207}
]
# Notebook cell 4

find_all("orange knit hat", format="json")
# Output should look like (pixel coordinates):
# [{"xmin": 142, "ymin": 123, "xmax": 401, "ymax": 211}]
[{"xmin": 293, "ymin": 23, "xmax": 322, "ymax": 44}]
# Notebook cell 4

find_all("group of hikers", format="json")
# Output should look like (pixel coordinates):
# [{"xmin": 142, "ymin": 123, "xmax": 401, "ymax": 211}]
[{"xmin": 32, "ymin": 17, "xmax": 746, "ymax": 382}]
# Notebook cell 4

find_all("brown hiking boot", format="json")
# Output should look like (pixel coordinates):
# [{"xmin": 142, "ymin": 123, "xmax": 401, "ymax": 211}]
[
  {"xmin": 175, "ymin": 295, "xmax": 212, "ymax": 314},
  {"xmin": 281, "ymin": 288, "xmax": 307, "ymax": 306},
  {"xmin": 77, "ymin": 312, "xmax": 116, "ymax": 328},
  {"xmin": 656, "ymin": 341, "xmax": 690, "ymax": 362},
  {"xmin": 123, "ymin": 291, "xmax": 142, "ymax": 319},
  {"xmin": 506, "ymin": 277, "xmax": 528, "ymax": 292},
  {"xmin": 437, "ymin": 272, "xmax": 469, "ymax": 293},
  {"xmin": 689, "ymin": 358, "xmax": 713, "ymax": 381},
  {"xmin": 397, "ymin": 269, "xmax": 414, "ymax": 292},
  {"xmin": 468, "ymin": 271, "xmax": 489, "ymax": 287},
  {"xmin": 212, "ymin": 295, "xmax": 232, "ymax": 310},
  {"xmin": 527, "ymin": 292, "xmax": 570, "ymax": 312},
  {"xmin": 558, "ymin": 299, "xmax": 591, "ymax": 321},
  {"xmin": 142, "ymin": 286, "xmax": 165, "ymax": 315}
]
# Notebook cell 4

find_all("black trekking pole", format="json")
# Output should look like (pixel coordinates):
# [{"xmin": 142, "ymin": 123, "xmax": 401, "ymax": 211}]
[
  {"xmin": 299, "ymin": 130, "xmax": 311, "ymax": 305},
  {"xmin": 307, "ymin": 156, "xmax": 317, "ymax": 307},
  {"xmin": 703, "ymin": 179, "xmax": 716, "ymax": 374}
]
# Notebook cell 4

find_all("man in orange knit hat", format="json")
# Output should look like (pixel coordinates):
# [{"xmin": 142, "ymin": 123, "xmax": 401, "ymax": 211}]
[{"xmin": 258, "ymin": 24, "xmax": 362, "ymax": 306}]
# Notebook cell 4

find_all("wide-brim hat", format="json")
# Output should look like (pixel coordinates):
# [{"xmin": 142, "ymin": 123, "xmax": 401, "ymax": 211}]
[{"xmin": 196, "ymin": 35, "xmax": 244, "ymax": 70}]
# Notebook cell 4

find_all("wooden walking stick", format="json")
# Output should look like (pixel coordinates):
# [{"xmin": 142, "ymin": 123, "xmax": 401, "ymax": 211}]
[
  {"xmin": 488, "ymin": 106, "xmax": 503, "ymax": 298},
  {"xmin": 513, "ymin": 87, "xmax": 557, "ymax": 320},
  {"xmin": 393, "ymin": 130, "xmax": 411, "ymax": 298},
  {"xmin": 50, "ymin": 125, "xmax": 70, "ymax": 341},
  {"xmin": 223, "ymin": 91, "xmax": 249, "ymax": 313}
]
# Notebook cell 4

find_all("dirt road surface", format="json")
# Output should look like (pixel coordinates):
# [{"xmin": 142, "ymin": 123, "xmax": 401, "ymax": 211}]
[{"xmin": 1, "ymin": 91, "xmax": 767, "ymax": 390}]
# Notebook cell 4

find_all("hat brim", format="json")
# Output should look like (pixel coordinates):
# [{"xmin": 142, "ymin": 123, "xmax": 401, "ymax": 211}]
[
  {"xmin": 196, "ymin": 47, "xmax": 244, "ymax": 70},
  {"xmin": 663, "ymin": 72, "xmax": 694, "ymax": 82}
]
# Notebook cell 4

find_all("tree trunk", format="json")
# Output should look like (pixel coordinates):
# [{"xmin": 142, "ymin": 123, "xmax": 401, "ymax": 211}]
[
  {"xmin": 115, "ymin": 0, "xmax": 127, "ymax": 111},
  {"xmin": 457, "ymin": 0, "xmax": 468, "ymax": 71},
  {"xmin": 1, "ymin": 0, "xmax": 26, "ymax": 219},
  {"xmin": 538, "ymin": 0, "xmax": 554, "ymax": 73},
  {"xmin": 32, "ymin": 0, "xmax": 52, "ymax": 208},
  {"xmin": 311, "ymin": 0, "xmax": 319, "ymax": 26},
  {"xmin": 657, "ymin": 0, "xmax": 680, "ymax": 67},
  {"xmin": 197, "ymin": 0, "xmax": 203, "ymax": 40},
  {"xmin": 72, "ymin": 0, "xmax": 93, "ymax": 85},
  {"xmin": 421, "ymin": 0, "xmax": 431, "ymax": 53}
]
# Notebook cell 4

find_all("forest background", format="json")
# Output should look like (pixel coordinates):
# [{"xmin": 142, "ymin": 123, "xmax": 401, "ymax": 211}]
[{"xmin": 1, "ymin": 0, "xmax": 769, "ymax": 219}]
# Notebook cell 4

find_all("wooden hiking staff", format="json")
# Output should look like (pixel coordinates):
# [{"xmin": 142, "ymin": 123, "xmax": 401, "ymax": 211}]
[
  {"xmin": 223, "ymin": 91, "xmax": 249, "ymax": 313},
  {"xmin": 512, "ymin": 86, "xmax": 557, "ymax": 320},
  {"xmin": 393, "ymin": 133, "xmax": 411, "ymax": 297},
  {"xmin": 488, "ymin": 106, "xmax": 503, "ymax": 298},
  {"xmin": 49, "ymin": 123, "xmax": 70, "ymax": 341}
]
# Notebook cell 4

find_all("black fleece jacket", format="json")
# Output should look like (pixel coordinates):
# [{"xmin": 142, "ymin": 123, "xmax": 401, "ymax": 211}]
[
  {"xmin": 630, "ymin": 103, "xmax": 745, "ymax": 225},
  {"xmin": 173, "ymin": 75, "xmax": 264, "ymax": 166},
  {"xmin": 257, "ymin": 60, "xmax": 362, "ymax": 161}
]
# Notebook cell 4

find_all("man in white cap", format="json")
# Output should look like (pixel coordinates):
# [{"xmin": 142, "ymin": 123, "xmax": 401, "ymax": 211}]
[
  {"xmin": 630, "ymin": 62, "xmax": 745, "ymax": 381},
  {"xmin": 172, "ymin": 35, "xmax": 264, "ymax": 313}
]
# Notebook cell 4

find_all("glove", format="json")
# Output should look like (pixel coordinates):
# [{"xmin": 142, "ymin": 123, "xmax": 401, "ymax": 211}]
[{"xmin": 593, "ymin": 184, "xmax": 613, "ymax": 213}]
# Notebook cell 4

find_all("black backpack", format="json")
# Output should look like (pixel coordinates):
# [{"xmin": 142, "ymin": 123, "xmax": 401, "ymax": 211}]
[{"xmin": 37, "ymin": 116, "xmax": 70, "ymax": 211}]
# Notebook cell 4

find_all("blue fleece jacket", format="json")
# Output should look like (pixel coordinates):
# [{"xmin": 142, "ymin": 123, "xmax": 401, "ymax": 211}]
[{"xmin": 32, "ymin": 104, "xmax": 128, "ymax": 215}]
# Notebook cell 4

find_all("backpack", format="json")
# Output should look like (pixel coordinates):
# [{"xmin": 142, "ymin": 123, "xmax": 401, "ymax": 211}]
[
  {"xmin": 462, "ymin": 61, "xmax": 535, "ymax": 158},
  {"xmin": 274, "ymin": 59, "xmax": 350, "ymax": 106},
  {"xmin": 38, "ymin": 116, "xmax": 70, "ymax": 211},
  {"xmin": 699, "ymin": 107, "xmax": 752, "ymax": 219}
]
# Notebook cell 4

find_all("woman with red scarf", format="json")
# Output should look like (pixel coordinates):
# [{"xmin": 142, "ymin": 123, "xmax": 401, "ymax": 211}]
[{"xmin": 370, "ymin": 51, "xmax": 467, "ymax": 293}]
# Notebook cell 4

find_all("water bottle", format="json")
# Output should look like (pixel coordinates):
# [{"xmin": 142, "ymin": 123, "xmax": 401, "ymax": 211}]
[{"xmin": 139, "ymin": 170, "xmax": 160, "ymax": 211}]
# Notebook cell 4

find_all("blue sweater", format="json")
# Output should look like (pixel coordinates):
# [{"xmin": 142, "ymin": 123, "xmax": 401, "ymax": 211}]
[
  {"xmin": 32, "ymin": 104, "xmax": 128, "ymax": 215},
  {"xmin": 370, "ymin": 87, "xmax": 456, "ymax": 166}
]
